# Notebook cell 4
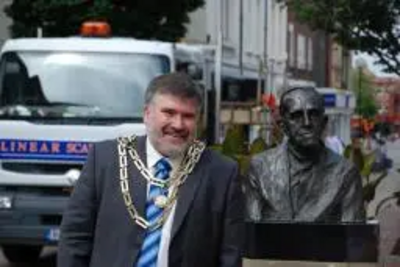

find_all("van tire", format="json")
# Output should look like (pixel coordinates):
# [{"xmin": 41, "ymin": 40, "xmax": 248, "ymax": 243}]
[{"xmin": 2, "ymin": 245, "xmax": 42, "ymax": 263}]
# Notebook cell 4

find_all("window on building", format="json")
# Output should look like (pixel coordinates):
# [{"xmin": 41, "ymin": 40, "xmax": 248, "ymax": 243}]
[
  {"xmin": 255, "ymin": 0, "xmax": 262, "ymax": 53},
  {"xmin": 222, "ymin": 0, "xmax": 230, "ymax": 41},
  {"xmin": 297, "ymin": 34, "xmax": 306, "ymax": 69},
  {"xmin": 308, "ymin": 37, "xmax": 313, "ymax": 71},
  {"xmin": 244, "ymin": 0, "xmax": 252, "ymax": 53},
  {"xmin": 288, "ymin": 24, "xmax": 295, "ymax": 67},
  {"xmin": 341, "ymin": 51, "xmax": 350, "ymax": 88},
  {"xmin": 250, "ymin": 0, "xmax": 258, "ymax": 52}
]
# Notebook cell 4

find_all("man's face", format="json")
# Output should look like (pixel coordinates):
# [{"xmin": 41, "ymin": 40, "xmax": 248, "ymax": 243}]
[
  {"xmin": 144, "ymin": 93, "xmax": 199, "ymax": 159},
  {"xmin": 281, "ymin": 89, "xmax": 326, "ymax": 148}
]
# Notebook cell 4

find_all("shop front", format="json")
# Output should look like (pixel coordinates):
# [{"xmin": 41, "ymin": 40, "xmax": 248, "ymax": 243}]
[{"xmin": 316, "ymin": 87, "xmax": 356, "ymax": 145}]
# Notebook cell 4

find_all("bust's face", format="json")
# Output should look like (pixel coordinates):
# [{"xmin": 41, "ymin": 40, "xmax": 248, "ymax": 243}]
[{"xmin": 280, "ymin": 88, "xmax": 326, "ymax": 149}]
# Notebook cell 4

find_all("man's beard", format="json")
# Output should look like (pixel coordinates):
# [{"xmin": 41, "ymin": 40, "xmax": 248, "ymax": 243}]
[{"xmin": 147, "ymin": 126, "xmax": 192, "ymax": 159}]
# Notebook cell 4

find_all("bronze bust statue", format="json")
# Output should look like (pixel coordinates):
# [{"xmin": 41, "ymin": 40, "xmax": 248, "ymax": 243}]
[{"xmin": 243, "ymin": 87, "xmax": 366, "ymax": 222}]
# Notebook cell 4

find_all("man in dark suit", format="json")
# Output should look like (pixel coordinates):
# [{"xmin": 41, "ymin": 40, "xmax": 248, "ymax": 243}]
[{"xmin": 57, "ymin": 72, "xmax": 244, "ymax": 267}]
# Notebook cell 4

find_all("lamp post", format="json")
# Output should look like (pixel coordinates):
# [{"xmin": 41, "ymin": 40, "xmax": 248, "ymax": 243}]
[
  {"xmin": 355, "ymin": 57, "xmax": 367, "ymax": 115},
  {"xmin": 355, "ymin": 57, "xmax": 368, "ymax": 145}
]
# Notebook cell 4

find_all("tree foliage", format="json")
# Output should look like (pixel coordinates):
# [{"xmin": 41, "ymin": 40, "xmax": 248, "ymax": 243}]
[
  {"xmin": 283, "ymin": 0, "xmax": 400, "ymax": 76},
  {"xmin": 4, "ymin": 0, "xmax": 205, "ymax": 42},
  {"xmin": 351, "ymin": 69, "xmax": 378, "ymax": 119}
]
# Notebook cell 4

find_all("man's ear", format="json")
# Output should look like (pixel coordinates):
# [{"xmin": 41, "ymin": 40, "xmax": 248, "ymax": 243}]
[{"xmin": 143, "ymin": 104, "xmax": 150, "ymax": 124}]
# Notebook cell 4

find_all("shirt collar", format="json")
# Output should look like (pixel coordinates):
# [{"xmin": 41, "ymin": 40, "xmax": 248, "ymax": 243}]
[
  {"xmin": 146, "ymin": 137, "xmax": 182, "ymax": 171},
  {"xmin": 146, "ymin": 137, "xmax": 164, "ymax": 170}
]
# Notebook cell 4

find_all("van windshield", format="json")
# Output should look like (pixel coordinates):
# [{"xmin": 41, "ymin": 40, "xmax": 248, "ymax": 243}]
[{"xmin": 0, "ymin": 51, "xmax": 170, "ymax": 121}]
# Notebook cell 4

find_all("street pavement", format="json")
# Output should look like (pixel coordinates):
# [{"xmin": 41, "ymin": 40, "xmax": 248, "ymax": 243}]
[
  {"xmin": 370, "ymin": 140, "xmax": 400, "ymax": 266},
  {"xmin": 1, "ymin": 141, "xmax": 400, "ymax": 266}
]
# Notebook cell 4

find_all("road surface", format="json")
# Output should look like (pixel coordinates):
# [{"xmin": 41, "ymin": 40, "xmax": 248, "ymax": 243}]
[{"xmin": 0, "ymin": 247, "xmax": 56, "ymax": 266}]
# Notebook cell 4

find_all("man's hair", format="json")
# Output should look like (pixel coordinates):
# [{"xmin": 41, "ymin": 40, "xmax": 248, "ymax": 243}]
[
  {"xmin": 279, "ymin": 86, "xmax": 324, "ymax": 115},
  {"xmin": 145, "ymin": 72, "xmax": 203, "ymax": 107}
]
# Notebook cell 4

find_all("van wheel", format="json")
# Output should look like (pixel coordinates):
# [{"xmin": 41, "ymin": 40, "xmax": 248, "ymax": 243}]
[{"xmin": 2, "ymin": 245, "xmax": 42, "ymax": 263}]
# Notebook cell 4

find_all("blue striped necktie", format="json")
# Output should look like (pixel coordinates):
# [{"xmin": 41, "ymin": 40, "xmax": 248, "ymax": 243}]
[{"xmin": 136, "ymin": 158, "xmax": 171, "ymax": 267}]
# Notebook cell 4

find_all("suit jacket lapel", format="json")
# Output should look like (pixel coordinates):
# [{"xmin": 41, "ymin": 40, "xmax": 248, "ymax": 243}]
[
  {"xmin": 127, "ymin": 135, "xmax": 147, "ymax": 229},
  {"xmin": 171, "ymin": 152, "xmax": 207, "ymax": 240}
]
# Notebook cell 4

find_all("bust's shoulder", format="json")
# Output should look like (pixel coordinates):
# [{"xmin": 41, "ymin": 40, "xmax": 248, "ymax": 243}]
[
  {"xmin": 252, "ymin": 144, "xmax": 283, "ymax": 159},
  {"xmin": 250, "ymin": 144, "xmax": 284, "ymax": 167},
  {"xmin": 325, "ymin": 147, "xmax": 358, "ymax": 175}
]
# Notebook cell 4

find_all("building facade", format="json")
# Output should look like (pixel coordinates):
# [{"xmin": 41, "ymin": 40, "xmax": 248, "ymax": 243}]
[
  {"xmin": 286, "ymin": 10, "xmax": 323, "ymax": 87},
  {"xmin": 328, "ymin": 39, "xmax": 352, "ymax": 90},
  {"xmin": 374, "ymin": 77, "xmax": 400, "ymax": 131},
  {"xmin": 286, "ymin": 10, "xmax": 352, "ymax": 91},
  {"xmin": 0, "ymin": 0, "xmax": 12, "ymax": 48},
  {"xmin": 184, "ymin": 0, "xmax": 289, "ymax": 142},
  {"xmin": 185, "ymin": 0, "xmax": 288, "ymax": 94}
]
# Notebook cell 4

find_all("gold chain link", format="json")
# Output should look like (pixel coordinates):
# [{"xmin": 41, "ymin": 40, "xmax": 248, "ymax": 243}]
[{"xmin": 117, "ymin": 135, "xmax": 206, "ymax": 231}]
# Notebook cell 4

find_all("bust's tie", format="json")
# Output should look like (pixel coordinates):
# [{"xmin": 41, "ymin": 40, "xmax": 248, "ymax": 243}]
[{"xmin": 136, "ymin": 158, "xmax": 171, "ymax": 267}]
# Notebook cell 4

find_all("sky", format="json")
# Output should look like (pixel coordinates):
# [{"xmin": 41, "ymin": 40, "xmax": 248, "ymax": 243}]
[{"xmin": 352, "ymin": 52, "xmax": 399, "ymax": 78}]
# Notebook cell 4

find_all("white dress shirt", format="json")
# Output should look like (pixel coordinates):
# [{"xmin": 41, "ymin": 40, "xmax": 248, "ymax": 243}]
[{"xmin": 145, "ymin": 138, "xmax": 178, "ymax": 267}]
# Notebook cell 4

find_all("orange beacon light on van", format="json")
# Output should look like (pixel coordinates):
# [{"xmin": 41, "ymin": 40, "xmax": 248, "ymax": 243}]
[{"xmin": 80, "ymin": 21, "xmax": 111, "ymax": 37}]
